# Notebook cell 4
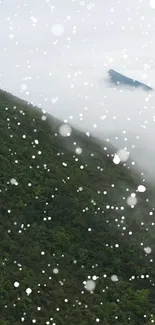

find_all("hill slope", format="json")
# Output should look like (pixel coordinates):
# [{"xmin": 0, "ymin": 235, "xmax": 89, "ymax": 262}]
[{"xmin": 0, "ymin": 90, "xmax": 155, "ymax": 325}]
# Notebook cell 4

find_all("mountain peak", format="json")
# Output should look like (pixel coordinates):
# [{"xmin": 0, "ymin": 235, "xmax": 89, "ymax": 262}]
[{"xmin": 108, "ymin": 69, "xmax": 153, "ymax": 91}]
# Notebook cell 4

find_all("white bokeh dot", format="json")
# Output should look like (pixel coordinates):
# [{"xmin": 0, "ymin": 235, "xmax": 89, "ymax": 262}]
[
  {"xmin": 59, "ymin": 124, "xmax": 72, "ymax": 137},
  {"xmin": 144, "ymin": 247, "xmax": 152, "ymax": 254},
  {"xmin": 26, "ymin": 288, "xmax": 32, "ymax": 295},
  {"xmin": 150, "ymin": 0, "xmax": 155, "ymax": 9},
  {"xmin": 111, "ymin": 275, "xmax": 118, "ymax": 282},
  {"xmin": 137, "ymin": 185, "xmax": 146, "ymax": 193},
  {"xmin": 75, "ymin": 147, "xmax": 82, "ymax": 155},
  {"xmin": 51, "ymin": 24, "xmax": 64, "ymax": 36},
  {"xmin": 117, "ymin": 148, "xmax": 129, "ymax": 162},
  {"xmin": 20, "ymin": 84, "xmax": 27, "ymax": 91},
  {"xmin": 127, "ymin": 194, "xmax": 137, "ymax": 206},
  {"xmin": 14, "ymin": 281, "xmax": 20, "ymax": 288},
  {"xmin": 10, "ymin": 178, "xmax": 17, "ymax": 185},
  {"xmin": 85, "ymin": 279, "xmax": 96, "ymax": 291},
  {"xmin": 113, "ymin": 154, "xmax": 120, "ymax": 164}
]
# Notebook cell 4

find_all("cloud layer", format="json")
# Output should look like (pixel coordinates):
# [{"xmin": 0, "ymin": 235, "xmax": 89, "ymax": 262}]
[{"xmin": 0, "ymin": 0, "xmax": 155, "ymax": 178}]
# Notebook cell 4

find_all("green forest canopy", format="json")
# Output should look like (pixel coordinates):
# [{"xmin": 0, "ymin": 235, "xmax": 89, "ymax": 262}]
[{"xmin": 0, "ymin": 89, "xmax": 155, "ymax": 324}]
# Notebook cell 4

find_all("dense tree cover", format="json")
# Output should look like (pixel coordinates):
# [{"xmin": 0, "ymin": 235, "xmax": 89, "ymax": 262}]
[{"xmin": 0, "ymin": 89, "xmax": 155, "ymax": 324}]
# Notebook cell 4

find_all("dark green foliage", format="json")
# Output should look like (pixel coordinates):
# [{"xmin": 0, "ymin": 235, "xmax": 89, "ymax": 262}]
[{"xmin": 0, "ymin": 89, "xmax": 155, "ymax": 324}]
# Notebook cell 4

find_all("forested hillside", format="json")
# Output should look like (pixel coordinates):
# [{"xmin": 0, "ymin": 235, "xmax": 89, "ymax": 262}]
[{"xmin": 0, "ymin": 89, "xmax": 155, "ymax": 325}]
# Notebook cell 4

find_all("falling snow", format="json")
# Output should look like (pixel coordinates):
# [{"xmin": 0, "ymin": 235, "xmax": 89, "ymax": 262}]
[
  {"xmin": 10, "ymin": 178, "xmax": 18, "ymax": 185},
  {"xmin": 51, "ymin": 24, "xmax": 64, "ymax": 37},
  {"xmin": 85, "ymin": 279, "xmax": 96, "ymax": 291},
  {"xmin": 1, "ymin": 0, "xmax": 155, "ymax": 323},
  {"xmin": 137, "ymin": 185, "xmax": 146, "ymax": 192},
  {"xmin": 127, "ymin": 193, "xmax": 138, "ymax": 207},
  {"xmin": 150, "ymin": 0, "xmax": 155, "ymax": 9},
  {"xmin": 59, "ymin": 124, "xmax": 72, "ymax": 137},
  {"xmin": 26, "ymin": 288, "xmax": 32, "ymax": 295},
  {"xmin": 14, "ymin": 282, "xmax": 20, "ymax": 288},
  {"xmin": 144, "ymin": 247, "xmax": 152, "ymax": 254},
  {"xmin": 75, "ymin": 147, "xmax": 82, "ymax": 155},
  {"xmin": 117, "ymin": 148, "xmax": 129, "ymax": 162},
  {"xmin": 111, "ymin": 275, "xmax": 118, "ymax": 282},
  {"xmin": 113, "ymin": 154, "xmax": 120, "ymax": 165}
]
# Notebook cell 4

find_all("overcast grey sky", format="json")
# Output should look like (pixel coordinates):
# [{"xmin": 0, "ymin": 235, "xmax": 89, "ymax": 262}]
[
  {"xmin": 0, "ymin": 0, "xmax": 155, "ymax": 176},
  {"xmin": 0, "ymin": 0, "xmax": 155, "ymax": 101}
]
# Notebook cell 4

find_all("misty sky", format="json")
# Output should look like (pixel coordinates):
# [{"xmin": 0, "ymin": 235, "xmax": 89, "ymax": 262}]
[
  {"xmin": 0, "ymin": 0, "xmax": 155, "ymax": 103},
  {"xmin": 0, "ymin": 0, "xmax": 155, "ymax": 176}
]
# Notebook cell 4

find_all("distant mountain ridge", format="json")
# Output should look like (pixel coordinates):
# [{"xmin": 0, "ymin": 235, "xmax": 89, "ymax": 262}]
[{"xmin": 108, "ymin": 69, "xmax": 153, "ymax": 91}]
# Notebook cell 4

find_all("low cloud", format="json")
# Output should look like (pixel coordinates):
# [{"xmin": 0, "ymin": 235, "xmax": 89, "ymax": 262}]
[{"xmin": 0, "ymin": 0, "xmax": 155, "ymax": 179}]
